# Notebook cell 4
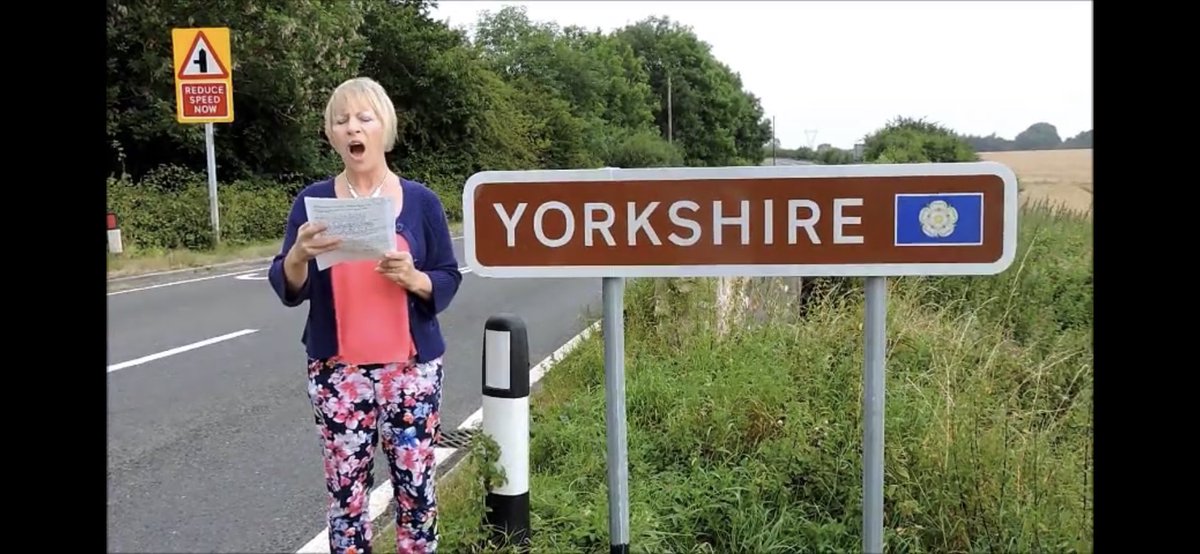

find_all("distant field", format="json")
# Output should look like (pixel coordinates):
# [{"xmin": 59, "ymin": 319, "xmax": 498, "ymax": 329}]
[{"xmin": 978, "ymin": 148, "xmax": 1093, "ymax": 214}]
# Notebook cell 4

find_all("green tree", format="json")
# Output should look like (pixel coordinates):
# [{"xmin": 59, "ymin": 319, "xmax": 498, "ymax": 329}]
[
  {"xmin": 1014, "ymin": 122, "xmax": 1063, "ymax": 150},
  {"xmin": 1061, "ymin": 129, "xmax": 1093, "ymax": 149},
  {"xmin": 358, "ymin": 0, "xmax": 539, "ymax": 190},
  {"xmin": 105, "ymin": 1, "xmax": 789, "ymax": 250},
  {"xmin": 106, "ymin": 0, "xmax": 369, "ymax": 182},
  {"xmin": 862, "ymin": 116, "xmax": 978, "ymax": 163},
  {"xmin": 472, "ymin": 5, "xmax": 677, "ymax": 169},
  {"xmin": 612, "ymin": 16, "xmax": 772, "ymax": 167}
]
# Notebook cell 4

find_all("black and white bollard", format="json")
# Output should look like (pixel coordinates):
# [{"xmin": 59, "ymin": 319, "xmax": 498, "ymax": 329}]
[{"xmin": 481, "ymin": 313, "xmax": 531, "ymax": 549}]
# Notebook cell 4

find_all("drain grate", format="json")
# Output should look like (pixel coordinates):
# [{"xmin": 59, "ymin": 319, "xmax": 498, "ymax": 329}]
[{"xmin": 438, "ymin": 428, "xmax": 479, "ymax": 449}]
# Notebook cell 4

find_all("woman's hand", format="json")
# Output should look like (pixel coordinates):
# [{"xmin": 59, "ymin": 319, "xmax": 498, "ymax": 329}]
[
  {"xmin": 288, "ymin": 222, "xmax": 342, "ymax": 263},
  {"xmin": 376, "ymin": 251, "xmax": 415, "ymax": 283},
  {"xmin": 377, "ymin": 251, "xmax": 432, "ymax": 299},
  {"xmin": 282, "ymin": 221, "xmax": 341, "ymax": 295}
]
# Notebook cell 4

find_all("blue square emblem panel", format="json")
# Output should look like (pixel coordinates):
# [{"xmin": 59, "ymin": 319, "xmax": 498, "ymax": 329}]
[{"xmin": 894, "ymin": 193, "xmax": 984, "ymax": 246}]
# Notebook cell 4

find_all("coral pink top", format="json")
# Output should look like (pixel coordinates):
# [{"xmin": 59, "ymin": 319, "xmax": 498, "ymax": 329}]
[{"xmin": 329, "ymin": 233, "xmax": 417, "ymax": 366}]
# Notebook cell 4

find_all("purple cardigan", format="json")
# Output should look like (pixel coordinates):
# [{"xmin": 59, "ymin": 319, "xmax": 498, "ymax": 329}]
[{"xmin": 267, "ymin": 177, "xmax": 462, "ymax": 363}]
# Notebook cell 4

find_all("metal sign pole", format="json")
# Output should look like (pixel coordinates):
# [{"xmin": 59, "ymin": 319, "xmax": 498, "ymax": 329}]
[
  {"xmin": 602, "ymin": 276, "xmax": 631, "ymax": 553},
  {"xmin": 205, "ymin": 121, "xmax": 220, "ymax": 244},
  {"xmin": 862, "ymin": 276, "xmax": 887, "ymax": 553}
]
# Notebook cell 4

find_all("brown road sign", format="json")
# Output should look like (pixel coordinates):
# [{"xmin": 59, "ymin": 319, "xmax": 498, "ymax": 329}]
[{"xmin": 462, "ymin": 163, "xmax": 1018, "ymax": 278}]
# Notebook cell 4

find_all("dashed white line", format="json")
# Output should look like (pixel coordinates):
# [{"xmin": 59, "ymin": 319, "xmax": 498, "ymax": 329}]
[
  {"xmin": 295, "ymin": 319, "xmax": 601, "ymax": 553},
  {"xmin": 107, "ymin": 329, "xmax": 259, "ymax": 373}
]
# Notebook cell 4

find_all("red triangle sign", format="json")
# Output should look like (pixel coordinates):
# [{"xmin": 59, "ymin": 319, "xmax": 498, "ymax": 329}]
[{"xmin": 178, "ymin": 31, "xmax": 230, "ymax": 80}]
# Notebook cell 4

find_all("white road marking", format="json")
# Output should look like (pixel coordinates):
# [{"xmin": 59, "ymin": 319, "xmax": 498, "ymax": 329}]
[
  {"xmin": 234, "ymin": 272, "xmax": 269, "ymax": 280},
  {"xmin": 110, "ymin": 236, "xmax": 471, "ymax": 296},
  {"xmin": 107, "ymin": 257, "xmax": 276, "ymax": 282},
  {"xmin": 107, "ymin": 269, "xmax": 261, "ymax": 296},
  {"xmin": 106, "ymin": 329, "xmax": 259, "ymax": 373},
  {"xmin": 295, "ymin": 319, "xmax": 601, "ymax": 553},
  {"xmin": 228, "ymin": 265, "xmax": 471, "ymax": 285}
]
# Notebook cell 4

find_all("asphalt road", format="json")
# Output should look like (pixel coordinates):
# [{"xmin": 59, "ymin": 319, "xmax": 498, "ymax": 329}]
[{"xmin": 106, "ymin": 237, "xmax": 603, "ymax": 553}]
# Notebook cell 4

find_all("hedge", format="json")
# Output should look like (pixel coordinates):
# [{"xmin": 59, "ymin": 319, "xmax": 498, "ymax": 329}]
[{"xmin": 106, "ymin": 166, "xmax": 297, "ymax": 251}]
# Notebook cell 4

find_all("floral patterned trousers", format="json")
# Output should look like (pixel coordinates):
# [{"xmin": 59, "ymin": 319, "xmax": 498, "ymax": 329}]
[{"xmin": 306, "ymin": 356, "xmax": 444, "ymax": 554}]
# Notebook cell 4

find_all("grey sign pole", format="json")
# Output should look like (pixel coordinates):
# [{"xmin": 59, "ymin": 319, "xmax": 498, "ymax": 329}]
[
  {"xmin": 862, "ymin": 276, "xmax": 887, "ymax": 553},
  {"xmin": 204, "ymin": 122, "xmax": 220, "ymax": 244},
  {"xmin": 602, "ymin": 276, "xmax": 631, "ymax": 553}
]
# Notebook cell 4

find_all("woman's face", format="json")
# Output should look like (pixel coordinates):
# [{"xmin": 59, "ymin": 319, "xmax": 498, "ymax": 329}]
[{"xmin": 329, "ymin": 95, "xmax": 385, "ymax": 172}]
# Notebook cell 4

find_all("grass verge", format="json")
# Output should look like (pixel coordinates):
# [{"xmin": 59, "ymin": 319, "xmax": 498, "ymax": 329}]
[
  {"xmin": 375, "ymin": 200, "xmax": 1091, "ymax": 553},
  {"xmin": 106, "ymin": 221, "xmax": 464, "ymax": 278},
  {"xmin": 106, "ymin": 239, "xmax": 282, "ymax": 278}
]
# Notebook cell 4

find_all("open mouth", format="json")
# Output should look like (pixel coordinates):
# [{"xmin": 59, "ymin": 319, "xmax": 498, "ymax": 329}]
[{"xmin": 348, "ymin": 140, "xmax": 366, "ymax": 157}]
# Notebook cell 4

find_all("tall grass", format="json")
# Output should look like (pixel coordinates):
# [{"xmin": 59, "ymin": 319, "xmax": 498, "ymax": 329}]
[{"xmin": 378, "ymin": 200, "xmax": 1092, "ymax": 553}]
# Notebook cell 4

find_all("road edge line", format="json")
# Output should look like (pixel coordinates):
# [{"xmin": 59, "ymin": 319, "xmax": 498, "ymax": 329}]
[
  {"xmin": 106, "ymin": 268, "xmax": 264, "ymax": 296},
  {"xmin": 108, "ymin": 235, "xmax": 465, "ymax": 283},
  {"xmin": 294, "ymin": 317, "xmax": 601, "ymax": 554},
  {"xmin": 107, "ymin": 256, "xmax": 276, "ymax": 282}
]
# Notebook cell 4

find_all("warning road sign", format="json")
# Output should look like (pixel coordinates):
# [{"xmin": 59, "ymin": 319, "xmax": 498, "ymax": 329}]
[
  {"xmin": 462, "ymin": 162, "xmax": 1018, "ymax": 278},
  {"xmin": 172, "ymin": 27, "xmax": 234, "ymax": 123}
]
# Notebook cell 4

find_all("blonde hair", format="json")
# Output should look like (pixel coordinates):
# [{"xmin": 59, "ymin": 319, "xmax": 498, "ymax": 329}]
[{"xmin": 323, "ymin": 77, "xmax": 399, "ymax": 152}]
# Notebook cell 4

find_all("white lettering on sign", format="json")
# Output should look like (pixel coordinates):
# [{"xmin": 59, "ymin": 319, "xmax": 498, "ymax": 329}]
[
  {"xmin": 534, "ymin": 201, "xmax": 574, "ymax": 248},
  {"xmin": 713, "ymin": 200, "xmax": 750, "ymax": 246},
  {"xmin": 788, "ymin": 199, "xmax": 821, "ymax": 244},
  {"xmin": 188, "ymin": 95, "xmax": 223, "ymax": 105},
  {"xmin": 628, "ymin": 202, "xmax": 661, "ymax": 246},
  {"xmin": 584, "ymin": 203, "xmax": 616, "ymax": 247},
  {"xmin": 183, "ymin": 84, "xmax": 226, "ymax": 95},
  {"xmin": 668, "ymin": 201, "xmax": 701, "ymax": 246},
  {"xmin": 833, "ymin": 198, "xmax": 865, "ymax": 244},
  {"xmin": 490, "ymin": 197, "xmax": 867, "ymax": 249},
  {"xmin": 495, "ymin": 203, "xmax": 527, "ymax": 247},
  {"xmin": 180, "ymin": 82, "xmax": 227, "ymax": 117},
  {"xmin": 763, "ymin": 199, "xmax": 774, "ymax": 245}
]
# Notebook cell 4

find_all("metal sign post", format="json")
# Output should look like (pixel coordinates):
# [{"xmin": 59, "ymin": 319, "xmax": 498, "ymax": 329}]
[
  {"xmin": 204, "ymin": 122, "xmax": 220, "ymax": 243},
  {"xmin": 863, "ymin": 275, "xmax": 887, "ymax": 553},
  {"xmin": 602, "ymin": 277, "xmax": 631, "ymax": 553},
  {"xmin": 462, "ymin": 162, "xmax": 1019, "ymax": 552}
]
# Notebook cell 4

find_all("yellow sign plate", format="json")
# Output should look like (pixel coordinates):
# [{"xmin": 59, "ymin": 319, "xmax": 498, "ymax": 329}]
[{"xmin": 171, "ymin": 27, "xmax": 234, "ymax": 124}]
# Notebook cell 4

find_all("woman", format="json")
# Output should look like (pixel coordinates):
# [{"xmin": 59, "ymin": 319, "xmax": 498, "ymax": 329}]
[{"xmin": 268, "ymin": 76, "xmax": 462, "ymax": 554}]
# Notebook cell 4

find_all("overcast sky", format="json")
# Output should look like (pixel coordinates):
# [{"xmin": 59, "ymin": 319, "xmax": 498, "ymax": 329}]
[{"xmin": 428, "ymin": 0, "xmax": 1093, "ymax": 150}]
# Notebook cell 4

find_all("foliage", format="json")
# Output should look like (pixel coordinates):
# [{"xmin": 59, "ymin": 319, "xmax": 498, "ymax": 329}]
[
  {"xmin": 599, "ymin": 127, "xmax": 685, "ymax": 168},
  {"xmin": 961, "ymin": 124, "xmax": 1092, "ymax": 152},
  {"xmin": 862, "ymin": 116, "xmax": 979, "ymax": 164},
  {"xmin": 106, "ymin": 2, "xmax": 774, "ymax": 246},
  {"xmin": 106, "ymin": 0, "xmax": 370, "ymax": 182},
  {"xmin": 613, "ymin": 16, "xmax": 772, "ymax": 167},
  {"xmin": 767, "ymin": 121, "xmax": 1093, "ymax": 163},
  {"xmin": 107, "ymin": 166, "xmax": 296, "ymax": 250},
  {"xmin": 1013, "ymin": 122, "xmax": 1063, "ymax": 151}
]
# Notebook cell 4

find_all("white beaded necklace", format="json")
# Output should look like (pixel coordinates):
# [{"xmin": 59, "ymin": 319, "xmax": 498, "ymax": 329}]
[{"xmin": 346, "ymin": 173, "xmax": 387, "ymax": 198}]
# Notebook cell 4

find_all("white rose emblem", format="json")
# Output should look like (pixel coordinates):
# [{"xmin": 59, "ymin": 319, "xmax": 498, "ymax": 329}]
[{"xmin": 918, "ymin": 200, "xmax": 958, "ymax": 238}]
